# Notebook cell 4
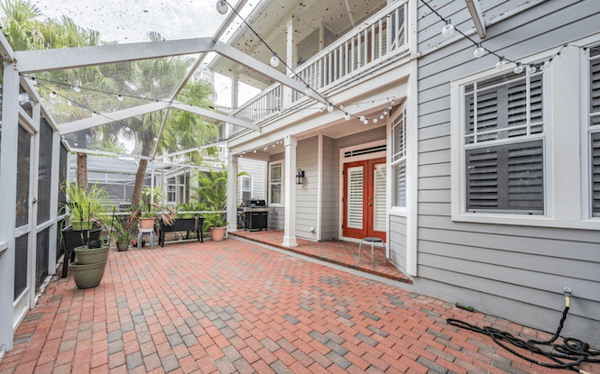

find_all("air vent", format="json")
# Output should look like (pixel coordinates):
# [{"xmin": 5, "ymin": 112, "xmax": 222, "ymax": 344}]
[{"xmin": 344, "ymin": 145, "xmax": 386, "ymax": 158}]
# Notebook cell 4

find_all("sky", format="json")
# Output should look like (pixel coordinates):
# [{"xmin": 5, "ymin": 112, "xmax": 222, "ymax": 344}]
[{"xmin": 30, "ymin": 0, "xmax": 261, "ymax": 108}]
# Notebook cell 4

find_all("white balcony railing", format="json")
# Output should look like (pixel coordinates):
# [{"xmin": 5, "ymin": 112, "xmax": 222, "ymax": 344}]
[{"xmin": 230, "ymin": 1, "xmax": 407, "ymax": 125}]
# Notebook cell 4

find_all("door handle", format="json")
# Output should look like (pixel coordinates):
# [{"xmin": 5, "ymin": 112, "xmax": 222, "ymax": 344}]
[{"xmin": 368, "ymin": 203, "xmax": 372, "ymax": 206}]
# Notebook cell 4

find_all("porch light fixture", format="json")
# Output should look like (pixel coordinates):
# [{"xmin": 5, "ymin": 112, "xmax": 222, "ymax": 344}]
[
  {"xmin": 473, "ymin": 44, "xmax": 485, "ymax": 58},
  {"xmin": 270, "ymin": 53, "xmax": 279, "ymax": 68},
  {"xmin": 216, "ymin": 0, "xmax": 228, "ymax": 14},
  {"xmin": 441, "ymin": 20, "xmax": 454, "ymax": 37},
  {"xmin": 296, "ymin": 169, "xmax": 305, "ymax": 184}
]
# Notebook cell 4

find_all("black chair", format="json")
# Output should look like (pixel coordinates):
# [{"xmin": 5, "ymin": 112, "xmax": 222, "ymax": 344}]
[{"xmin": 60, "ymin": 225, "xmax": 103, "ymax": 278}]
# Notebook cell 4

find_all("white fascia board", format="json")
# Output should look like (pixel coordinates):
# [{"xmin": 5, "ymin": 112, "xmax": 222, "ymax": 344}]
[
  {"xmin": 15, "ymin": 38, "xmax": 214, "ymax": 74},
  {"xmin": 214, "ymin": 41, "xmax": 328, "ymax": 105},
  {"xmin": 0, "ymin": 32, "xmax": 15, "ymax": 62},
  {"xmin": 58, "ymin": 102, "xmax": 170, "ymax": 135},
  {"xmin": 170, "ymin": 102, "xmax": 258, "ymax": 131}
]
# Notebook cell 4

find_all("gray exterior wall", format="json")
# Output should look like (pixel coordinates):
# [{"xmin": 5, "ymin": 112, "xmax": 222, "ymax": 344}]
[
  {"xmin": 331, "ymin": 126, "xmax": 387, "ymax": 239},
  {"xmin": 408, "ymin": 0, "xmax": 600, "ymax": 345},
  {"xmin": 320, "ymin": 136, "xmax": 335, "ymax": 240},
  {"xmin": 296, "ymin": 137, "xmax": 319, "ymax": 240},
  {"xmin": 389, "ymin": 215, "xmax": 407, "ymax": 273}
]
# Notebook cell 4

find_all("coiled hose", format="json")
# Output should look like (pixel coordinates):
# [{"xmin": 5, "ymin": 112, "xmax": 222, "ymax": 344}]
[{"xmin": 446, "ymin": 295, "xmax": 600, "ymax": 373}]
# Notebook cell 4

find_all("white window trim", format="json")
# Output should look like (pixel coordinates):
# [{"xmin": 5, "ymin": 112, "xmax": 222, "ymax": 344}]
[
  {"xmin": 239, "ymin": 175, "xmax": 253, "ymax": 202},
  {"xmin": 451, "ymin": 38, "xmax": 600, "ymax": 230},
  {"xmin": 268, "ymin": 160, "xmax": 284, "ymax": 207},
  {"xmin": 389, "ymin": 106, "xmax": 408, "ymax": 215}
]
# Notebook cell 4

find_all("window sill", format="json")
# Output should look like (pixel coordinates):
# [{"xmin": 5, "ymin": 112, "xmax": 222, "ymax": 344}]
[
  {"xmin": 389, "ymin": 208, "xmax": 407, "ymax": 217},
  {"xmin": 452, "ymin": 213, "xmax": 600, "ymax": 231}
]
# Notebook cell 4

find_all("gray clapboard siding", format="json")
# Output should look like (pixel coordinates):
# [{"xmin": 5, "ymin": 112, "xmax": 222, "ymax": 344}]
[
  {"xmin": 296, "ymin": 137, "xmax": 319, "ymax": 240},
  {"xmin": 389, "ymin": 215, "xmax": 407, "ymax": 273},
  {"xmin": 332, "ymin": 127, "xmax": 387, "ymax": 239},
  {"xmin": 321, "ymin": 136, "xmax": 335, "ymax": 240},
  {"xmin": 238, "ymin": 157, "xmax": 266, "ymax": 201},
  {"xmin": 414, "ymin": 0, "xmax": 600, "ymax": 345}
]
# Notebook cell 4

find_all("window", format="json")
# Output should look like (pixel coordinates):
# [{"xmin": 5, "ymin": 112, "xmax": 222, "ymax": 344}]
[
  {"xmin": 391, "ymin": 108, "xmax": 407, "ymax": 208},
  {"xmin": 462, "ymin": 65, "xmax": 545, "ymax": 215},
  {"xmin": 167, "ymin": 178, "xmax": 176, "ymax": 203},
  {"xmin": 240, "ymin": 175, "xmax": 252, "ymax": 202},
  {"xmin": 269, "ymin": 162, "xmax": 283, "ymax": 205},
  {"xmin": 589, "ymin": 46, "xmax": 600, "ymax": 217}
]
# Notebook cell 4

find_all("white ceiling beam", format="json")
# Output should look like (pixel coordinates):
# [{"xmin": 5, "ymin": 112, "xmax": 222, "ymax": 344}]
[
  {"xmin": 170, "ymin": 101, "xmax": 259, "ymax": 131},
  {"xmin": 0, "ymin": 32, "xmax": 15, "ymax": 62},
  {"xmin": 58, "ymin": 102, "xmax": 170, "ymax": 135},
  {"xmin": 214, "ymin": 41, "xmax": 328, "ymax": 104},
  {"xmin": 15, "ymin": 38, "xmax": 214, "ymax": 74},
  {"xmin": 157, "ymin": 142, "xmax": 226, "ymax": 160},
  {"xmin": 19, "ymin": 75, "xmax": 60, "ymax": 131},
  {"xmin": 465, "ymin": 0, "xmax": 486, "ymax": 39}
]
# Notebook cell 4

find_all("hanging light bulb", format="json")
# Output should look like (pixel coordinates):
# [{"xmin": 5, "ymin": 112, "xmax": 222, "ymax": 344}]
[
  {"xmin": 384, "ymin": 110, "xmax": 388, "ymax": 116},
  {"xmin": 272, "ymin": 144, "xmax": 276, "ymax": 147},
  {"xmin": 388, "ymin": 104, "xmax": 392, "ymax": 111},
  {"xmin": 239, "ymin": 154, "xmax": 243, "ymax": 158},
  {"xmin": 50, "ymin": 91, "xmax": 56, "ymax": 99},
  {"xmin": 68, "ymin": 101, "xmax": 72, "ymax": 106},
  {"xmin": 74, "ymin": 85, "xmax": 81, "ymax": 93},
  {"xmin": 327, "ymin": 103, "xmax": 334, "ymax": 113},
  {"xmin": 363, "ymin": 119, "xmax": 368, "ymax": 124},
  {"xmin": 270, "ymin": 53, "xmax": 279, "ymax": 68},
  {"xmin": 264, "ymin": 146, "xmax": 268, "ymax": 150},
  {"xmin": 514, "ymin": 63, "xmax": 524, "ymax": 74},
  {"xmin": 117, "ymin": 95, "xmax": 124, "ymax": 101},
  {"xmin": 373, "ymin": 118, "xmax": 378, "ymax": 123},
  {"xmin": 305, "ymin": 85, "xmax": 311, "ymax": 95},
  {"xmin": 527, "ymin": 65, "xmax": 536, "ymax": 75},
  {"xmin": 473, "ymin": 44, "xmax": 485, "ymax": 58},
  {"xmin": 216, "ymin": 0, "xmax": 228, "ymax": 14},
  {"xmin": 391, "ymin": 98, "xmax": 395, "ymax": 105},
  {"xmin": 441, "ymin": 20, "xmax": 454, "ymax": 37},
  {"xmin": 380, "ymin": 114, "xmax": 384, "ymax": 120},
  {"xmin": 92, "ymin": 111, "xmax": 97, "ymax": 117},
  {"xmin": 496, "ymin": 58, "xmax": 506, "ymax": 70},
  {"xmin": 344, "ymin": 113, "xmax": 350, "ymax": 121},
  {"xmin": 340, "ymin": 105, "xmax": 344, "ymax": 109},
  {"xmin": 30, "ymin": 77, "xmax": 37, "ymax": 85},
  {"xmin": 360, "ymin": 116, "xmax": 365, "ymax": 121},
  {"xmin": 242, "ymin": 151, "xmax": 246, "ymax": 155},
  {"xmin": 320, "ymin": 107, "xmax": 324, "ymax": 113},
  {"xmin": 253, "ymin": 149, "xmax": 257, "ymax": 153}
]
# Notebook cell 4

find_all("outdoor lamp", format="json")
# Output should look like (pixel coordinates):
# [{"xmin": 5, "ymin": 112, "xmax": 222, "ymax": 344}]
[{"xmin": 296, "ymin": 169, "xmax": 305, "ymax": 184}]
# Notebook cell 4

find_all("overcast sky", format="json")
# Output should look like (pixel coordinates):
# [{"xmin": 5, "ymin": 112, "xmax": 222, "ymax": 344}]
[{"xmin": 30, "ymin": 0, "xmax": 261, "ymax": 107}]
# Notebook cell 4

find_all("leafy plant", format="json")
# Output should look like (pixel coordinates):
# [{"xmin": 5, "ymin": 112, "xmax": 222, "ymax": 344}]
[
  {"xmin": 203, "ymin": 212, "xmax": 227, "ymax": 230},
  {"xmin": 62, "ymin": 181, "xmax": 110, "ymax": 227},
  {"xmin": 110, "ymin": 216, "xmax": 134, "ymax": 242}
]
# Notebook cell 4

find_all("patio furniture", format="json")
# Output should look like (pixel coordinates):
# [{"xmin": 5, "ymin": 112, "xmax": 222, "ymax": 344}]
[
  {"xmin": 137, "ymin": 228, "xmax": 156, "ymax": 249},
  {"xmin": 158, "ymin": 217, "xmax": 204, "ymax": 247},
  {"xmin": 61, "ymin": 226, "xmax": 102, "ymax": 278},
  {"xmin": 358, "ymin": 237, "xmax": 387, "ymax": 267}
]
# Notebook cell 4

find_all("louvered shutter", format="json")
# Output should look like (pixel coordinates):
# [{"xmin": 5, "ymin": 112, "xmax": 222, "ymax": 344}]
[
  {"xmin": 466, "ymin": 140, "xmax": 543, "ymax": 214},
  {"xmin": 347, "ymin": 166, "xmax": 364, "ymax": 229},
  {"xmin": 591, "ymin": 132, "xmax": 600, "ymax": 216},
  {"xmin": 373, "ymin": 164, "xmax": 387, "ymax": 231},
  {"xmin": 395, "ymin": 162, "xmax": 406, "ymax": 207},
  {"xmin": 591, "ymin": 48, "xmax": 600, "ymax": 126}
]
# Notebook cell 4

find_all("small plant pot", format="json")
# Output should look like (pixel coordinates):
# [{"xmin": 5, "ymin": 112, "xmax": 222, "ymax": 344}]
[
  {"xmin": 70, "ymin": 261, "xmax": 107, "ymax": 289},
  {"xmin": 140, "ymin": 218, "xmax": 155, "ymax": 230},
  {"xmin": 75, "ymin": 245, "xmax": 110, "ymax": 265},
  {"xmin": 71, "ymin": 221, "xmax": 95, "ymax": 230},
  {"xmin": 116, "ymin": 241, "xmax": 129, "ymax": 252},
  {"xmin": 210, "ymin": 227, "xmax": 227, "ymax": 242}
]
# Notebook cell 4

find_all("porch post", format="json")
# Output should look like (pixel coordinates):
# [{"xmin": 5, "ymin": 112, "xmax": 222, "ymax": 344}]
[
  {"xmin": 226, "ymin": 153, "xmax": 238, "ymax": 232},
  {"xmin": 282, "ymin": 17, "xmax": 298, "ymax": 108},
  {"xmin": 0, "ymin": 62, "xmax": 21, "ymax": 352},
  {"xmin": 282, "ymin": 135, "xmax": 297, "ymax": 247}
]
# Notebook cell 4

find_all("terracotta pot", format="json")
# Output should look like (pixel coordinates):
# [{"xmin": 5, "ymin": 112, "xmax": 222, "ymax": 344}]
[
  {"xmin": 75, "ymin": 245, "xmax": 110, "ymax": 265},
  {"xmin": 140, "ymin": 217, "xmax": 155, "ymax": 229},
  {"xmin": 210, "ymin": 227, "xmax": 226, "ymax": 242}
]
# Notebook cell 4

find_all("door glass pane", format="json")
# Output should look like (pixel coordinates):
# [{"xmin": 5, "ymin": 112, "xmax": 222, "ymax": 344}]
[
  {"xmin": 37, "ymin": 118, "xmax": 53, "ymax": 222},
  {"xmin": 347, "ymin": 166, "xmax": 364, "ymax": 229},
  {"xmin": 14, "ymin": 234, "xmax": 28, "ymax": 301},
  {"xmin": 270, "ymin": 184, "xmax": 281, "ymax": 204},
  {"xmin": 58, "ymin": 143, "xmax": 68, "ymax": 214},
  {"xmin": 36, "ymin": 227, "xmax": 50, "ymax": 288},
  {"xmin": 16, "ymin": 126, "xmax": 31, "ymax": 228},
  {"xmin": 373, "ymin": 163, "xmax": 387, "ymax": 231}
]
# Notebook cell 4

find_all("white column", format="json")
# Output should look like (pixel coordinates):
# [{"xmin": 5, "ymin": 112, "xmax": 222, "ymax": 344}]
[
  {"xmin": 282, "ymin": 17, "xmax": 298, "ymax": 108},
  {"xmin": 0, "ymin": 62, "xmax": 21, "ymax": 352},
  {"xmin": 226, "ymin": 154, "xmax": 238, "ymax": 232},
  {"xmin": 48, "ymin": 130, "xmax": 60, "ymax": 275},
  {"xmin": 282, "ymin": 135, "xmax": 298, "ymax": 247}
]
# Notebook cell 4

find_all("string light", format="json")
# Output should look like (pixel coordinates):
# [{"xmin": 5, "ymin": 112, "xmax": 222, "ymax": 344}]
[
  {"xmin": 380, "ymin": 114, "xmax": 384, "ymax": 120},
  {"xmin": 50, "ymin": 91, "xmax": 56, "ymax": 98},
  {"xmin": 270, "ymin": 53, "xmax": 279, "ymax": 68},
  {"xmin": 373, "ymin": 118, "xmax": 378, "ymax": 123},
  {"xmin": 215, "ymin": 0, "xmax": 228, "ymax": 14},
  {"xmin": 74, "ymin": 85, "xmax": 81, "ymax": 93},
  {"xmin": 441, "ymin": 20, "xmax": 454, "ymax": 37},
  {"xmin": 496, "ymin": 58, "xmax": 506, "ymax": 69},
  {"xmin": 473, "ymin": 43, "xmax": 485, "ymax": 58},
  {"xmin": 118, "ymin": 95, "xmax": 124, "ymax": 101},
  {"xmin": 514, "ymin": 63, "xmax": 524, "ymax": 74},
  {"xmin": 327, "ymin": 103, "xmax": 334, "ymax": 113},
  {"xmin": 305, "ymin": 85, "xmax": 311, "ymax": 95},
  {"xmin": 345, "ymin": 113, "xmax": 350, "ymax": 120},
  {"xmin": 527, "ymin": 65, "xmax": 537, "ymax": 75},
  {"xmin": 363, "ymin": 119, "xmax": 368, "ymax": 124}
]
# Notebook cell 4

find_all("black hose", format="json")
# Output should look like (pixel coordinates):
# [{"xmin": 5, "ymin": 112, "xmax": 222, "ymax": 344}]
[{"xmin": 446, "ymin": 299, "xmax": 600, "ymax": 373}]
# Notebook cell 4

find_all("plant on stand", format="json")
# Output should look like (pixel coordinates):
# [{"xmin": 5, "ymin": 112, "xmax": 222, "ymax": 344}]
[{"xmin": 111, "ymin": 216, "xmax": 135, "ymax": 251}]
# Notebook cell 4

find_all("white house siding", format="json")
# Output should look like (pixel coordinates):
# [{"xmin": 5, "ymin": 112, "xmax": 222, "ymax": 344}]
[
  {"xmin": 389, "ymin": 215, "xmax": 407, "ymax": 273},
  {"xmin": 331, "ymin": 126, "xmax": 387, "ymax": 239},
  {"xmin": 238, "ymin": 157, "xmax": 266, "ymax": 201},
  {"xmin": 296, "ymin": 137, "xmax": 319, "ymax": 240},
  {"xmin": 320, "ymin": 136, "xmax": 335, "ymax": 240},
  {"xmin": 410, "ymin": 0, "xmax": 600, "ymax": 345}
]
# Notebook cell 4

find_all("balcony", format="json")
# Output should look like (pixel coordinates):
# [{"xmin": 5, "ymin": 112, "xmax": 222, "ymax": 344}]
[{"xmin": 229, "ymin": 0, "xmax": 408, "ymax": 127}]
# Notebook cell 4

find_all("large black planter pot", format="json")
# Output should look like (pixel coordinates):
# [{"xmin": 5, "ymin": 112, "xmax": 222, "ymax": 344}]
[
  {"xmin": 74, "ymin": 245, "xmax": 110, "ymax": 265},
  {"xmin": 70, "ymin": 261, "xmax": 107, "ymax": 289}
]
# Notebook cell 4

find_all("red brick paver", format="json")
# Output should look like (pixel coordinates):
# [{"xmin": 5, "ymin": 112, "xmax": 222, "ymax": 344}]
[
  {"xmin": 1, "ymin": 239, "xmax": 597, "ymax": 374},
  {"xmin": 230, "ymin": 230, "xmax": 410, "ymax": 283}
]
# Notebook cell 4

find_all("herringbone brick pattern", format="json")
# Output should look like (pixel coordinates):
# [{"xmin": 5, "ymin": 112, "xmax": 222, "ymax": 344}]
[{"xmin": 1, "ymin": 238, "xmax": 596, "ymax": 374}]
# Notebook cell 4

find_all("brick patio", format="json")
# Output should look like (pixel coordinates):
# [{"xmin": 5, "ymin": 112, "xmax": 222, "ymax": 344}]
[
  {"xmin": 230, "ymin": 230, "xmax": 410, "ymax": 284},
  {"xmin": 1, "ymin": 238, "xmax": 597, "ymax": 374}
]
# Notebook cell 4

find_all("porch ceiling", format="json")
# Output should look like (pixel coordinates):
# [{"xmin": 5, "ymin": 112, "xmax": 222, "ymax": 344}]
[{"xmin": 210, "ymin": 0, "xmax": 387, "ymax": 89}]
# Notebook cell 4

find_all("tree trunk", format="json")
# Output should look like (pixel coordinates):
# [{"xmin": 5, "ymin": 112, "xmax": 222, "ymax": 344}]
[
  {"xmin": 130, "ymin": 140, "xmax": 154, "ymax": 208},
  {"xmin": 76, "ymin": 152, "xmax": 88, "ymax": 192}
]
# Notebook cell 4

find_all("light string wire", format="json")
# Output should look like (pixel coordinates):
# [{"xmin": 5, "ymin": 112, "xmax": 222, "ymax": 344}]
[
  {"xmin": 419, "ymin": 0, "xmax": 586, "ymax": 69},
  {"xmin": 220, "ymin": 0, "xmax": 393, "ymax": 122},
  {"xmin": 24, "ymin": 73, "xmax": 395, "ymax": 115}
]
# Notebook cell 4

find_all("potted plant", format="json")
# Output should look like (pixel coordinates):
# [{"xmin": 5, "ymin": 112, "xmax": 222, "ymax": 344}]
[
  {"xmin": 111, "ymin": 217, "xmax": 134, "ymax": 251},
  {"xmin": 63, "ymin": 182, "xmax": 109, "ymax": 230},
  {"xmin": 71, "ymin": 234, "xmax": 110, "ymax": 289},
  {"xmin": 132, "ymin": 186, "xmax": 169, "ymax": 230},
  {"xmin": 203, "ymin": 212, "xmax": 227, "ymax": 242}
]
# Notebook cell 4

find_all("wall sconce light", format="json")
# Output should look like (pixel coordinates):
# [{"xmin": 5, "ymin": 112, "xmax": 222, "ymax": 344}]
[{"xmin": 296, "ymin": 169, "xmax": 305, "ymax": 184}]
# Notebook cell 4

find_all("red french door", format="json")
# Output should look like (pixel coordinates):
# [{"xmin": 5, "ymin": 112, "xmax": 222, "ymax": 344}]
[{"xmin": 343, "ymin": 157, "xmax": 387, "ymax": 242}]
